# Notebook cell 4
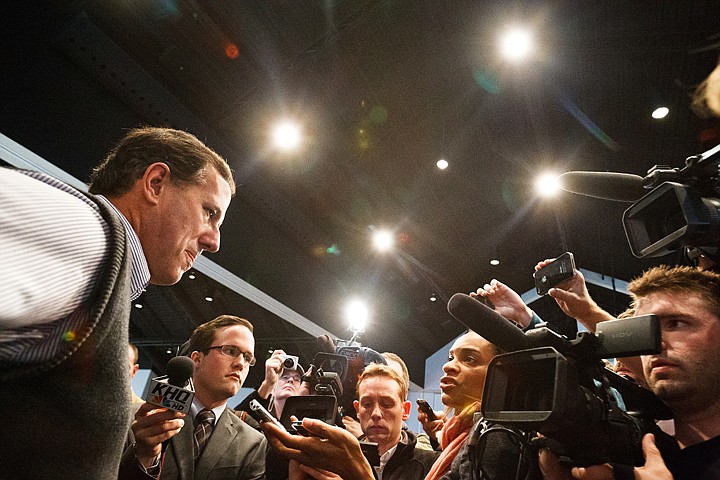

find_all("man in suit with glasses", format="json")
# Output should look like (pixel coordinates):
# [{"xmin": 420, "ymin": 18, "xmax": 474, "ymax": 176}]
[{"xmin": 120, "ymin": 315, "xmax": 267, "ymax": 480}]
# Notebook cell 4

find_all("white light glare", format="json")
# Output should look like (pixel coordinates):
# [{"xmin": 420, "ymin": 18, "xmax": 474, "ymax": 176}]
[
  {"xmin": 373, "ymin": 230, "xmax": 395, "ymax": 252},
  {"xmin": 271, "ymin": 120, "xmax": 302, "ymax": 151},
  {"xmin": 346, "ymin": 300, "xmax": 368, "ymax": 332},
  {"xmin": 490, "ymin": 259, "xmax": 500, "ymax": 266},
  {"xmin": 652, "ymin": 107, "xmax": 669, "ymax": 119},
  {"xmin": 437, "ymin": 159, "xmax": 449, "ymax": 170},
  {"xmin": 500, "ymin": 28, "xmax": 534, "ymax": 62},
  {"xmin": 535, "ymin": 172, "xmax": 561, "ymax": 197}
]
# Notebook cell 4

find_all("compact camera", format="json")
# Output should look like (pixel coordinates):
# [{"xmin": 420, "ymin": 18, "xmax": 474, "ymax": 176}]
[{"xmin": 280, "ymin": 354, "xmax": 300, "ymax": 371}]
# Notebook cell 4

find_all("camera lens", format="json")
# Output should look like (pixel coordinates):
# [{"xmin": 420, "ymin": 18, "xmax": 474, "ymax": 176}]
[{"xmin": 283, "ymin": 357, "xmax": 295, "ymax": 368}]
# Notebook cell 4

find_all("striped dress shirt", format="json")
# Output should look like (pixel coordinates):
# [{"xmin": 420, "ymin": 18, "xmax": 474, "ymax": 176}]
[{"xmin": 0, "ymin": 168, "xmax": 150, "ymax": 366}]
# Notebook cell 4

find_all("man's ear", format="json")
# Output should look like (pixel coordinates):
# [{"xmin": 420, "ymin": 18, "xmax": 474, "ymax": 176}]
[
  {"xmin": 402, "ymin": 400, "xmax": 411, "ymax": 421},
  {"xmin": 190, "ymin": 350, "xmax": 202, "ymax": 366},
  {"xmin": 354, "ymin": 399, "xmax": 360, "ymax": 414},
  {"xmin": 142, "ymin": 162, "xmax": 171, "ymax": 205}
]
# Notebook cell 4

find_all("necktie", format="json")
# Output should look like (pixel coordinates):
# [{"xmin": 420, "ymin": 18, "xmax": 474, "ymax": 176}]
[{"xmin": 193, "ymin": 409, "xmax": 216, "ymax": 461}]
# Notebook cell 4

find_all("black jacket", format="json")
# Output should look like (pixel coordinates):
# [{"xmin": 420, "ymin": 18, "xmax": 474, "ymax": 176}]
[{"xmin": 381, "ymin": 429, "xmax": 440, "ymax": 480}]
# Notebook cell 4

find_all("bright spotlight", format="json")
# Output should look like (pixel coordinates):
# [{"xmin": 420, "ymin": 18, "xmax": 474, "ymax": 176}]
[
  {"xmin": 437, "ymin": 159, "xmax": 449, "ymax": 170},
  {"xmin": 535, "ymin": 172, "xmax": 561, "ymax": 197},
  {"xmin": 271, "ymin": 120, "xmax": 302, "ymax": 151},
  {"xmin": 373, "ymin": 230, "xmax": 395, "ymax": 252},
  {"xmin": 345, "ymin": 300, "xmax": 368, "ymax": 333},
  {"xmin": 499, "ymin": 28, "xmax": 534, "ymax": 62},
  {"xmin": 651, "ymin": 107, "xmax": 669, "ymax": 119}
]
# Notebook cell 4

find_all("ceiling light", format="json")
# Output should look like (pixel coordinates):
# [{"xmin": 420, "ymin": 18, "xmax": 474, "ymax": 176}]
[
  {"xmin": 372, "ymin": 230, "xmax": 395, "ymax": 252},
  {"xmin": 271, "ymin": 120, "xmax": 302, "ymax": 151},
  {"xmin": 204, "ymin": 296, "xmax": 213, "ymax": 302},
  {"xmin": 430, "ymin": 294, "xmax": 437, "ymax": 302},
  {"xmin": 188, "ymin": 274, "xmax": 196, "ymax": 280},
  {"xmin": 490, "ymin": 259, "xmax": 500, "ymax": 266},
  {"xmin": 134, "ymin": 303, "xmax": 143, "ymax": 309},
  {"xmin": 499, "ymin": 27, "xmax": 534, "ymax": 62},
  {"xmin": 437, "ymin": 159, "xmax": 448, "ymax": 170},
  {"xmin": 535, "ymin": 172, "xmax": 561, "ymax": 197},
  {"xmin": 651, "ymin": 107, "xmax": 669, "ymax": 119}
]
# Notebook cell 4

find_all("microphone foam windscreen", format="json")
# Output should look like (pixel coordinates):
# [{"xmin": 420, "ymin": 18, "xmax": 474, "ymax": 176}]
[
  {"xmin": 558, "ymin": 171, "xmax": 646, "ymax": 202},
  {"xmin": 316, "ymin": 335, "xmax": 337, "ymax": 354},
  {"xmin": 166, "ymin": 356, "xmax": 195, "ymax": 387}
]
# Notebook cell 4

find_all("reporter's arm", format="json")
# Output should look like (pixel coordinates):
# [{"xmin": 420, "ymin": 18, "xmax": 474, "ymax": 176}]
[
  {"xmin": 473, "ymin": 279, "xmax": 534, "ymax": 328},
  {"xmin": 257, "ymin": 349, "xmax": 286, "ymax": 399}
]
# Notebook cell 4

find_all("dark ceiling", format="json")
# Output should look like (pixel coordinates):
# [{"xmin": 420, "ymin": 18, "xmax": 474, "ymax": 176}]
[{"xmin": 3, "ymin": 0, "xmax": 720, "ymax": 388}]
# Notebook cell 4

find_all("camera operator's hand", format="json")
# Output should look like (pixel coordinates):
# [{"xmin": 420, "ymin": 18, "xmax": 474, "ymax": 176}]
[
  {"xmin": 534, "ymin": 260, "xmax": 615, "ymax": 332},
  {"xmin": 634, "ymin": 434, "xmax": 673, "ymax": 480},
  {"xmin": 538, "ymin": 434, "xmax": 673, "ymax": 480},
  {"xmin": 417, "ymin": 407, "xmax": 445, "ymax": 446},
  {"xmin": 297, "ymin": 365, "xmax": 315, "ymax": 396},
  {"xmin": 258, "ymin": 349, "xmax": 286, "ymax": 399},
  {"xmin": 472, "ymin": 279, "xmax": 534, "ymax": 328},
  {"xmin": 262, "ymin": 417, "xmax": 374, "ymax": 480}
]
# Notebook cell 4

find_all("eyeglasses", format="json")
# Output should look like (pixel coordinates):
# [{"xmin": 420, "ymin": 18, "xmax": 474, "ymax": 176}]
[
  {"xmin": 280, "ymin": 372, "xmax": 301, "ymax": 383},
  {"xmin": 203, "ymin": 345, "xmax": 256, "ymax": 366}
]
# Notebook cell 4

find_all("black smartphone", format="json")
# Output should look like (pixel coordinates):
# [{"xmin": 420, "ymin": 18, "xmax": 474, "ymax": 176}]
[
  {"xmin": 533, "ymin": 252, "xmax": 576, "ymax": 295},
  {"xmin": 248, "ymin": 399, "xmax": 287, "ymax": 432},
  {"xmin": 359, "ymin": 441, "xmax": 380, "ymax": 467},
  {"xmin": 416, "ymin": 398, "xmax": 437, "ymax": 421}
]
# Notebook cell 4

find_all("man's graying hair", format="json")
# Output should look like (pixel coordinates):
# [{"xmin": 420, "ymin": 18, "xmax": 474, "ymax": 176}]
[{"xmin": 88, "ymin": 126, "xmax": 235, "ymax": 196}]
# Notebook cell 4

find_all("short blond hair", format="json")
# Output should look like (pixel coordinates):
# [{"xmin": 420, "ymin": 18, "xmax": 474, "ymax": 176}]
[{"xmin": 357, "ymin": 363, "xmax": 407, "ymax": 403}]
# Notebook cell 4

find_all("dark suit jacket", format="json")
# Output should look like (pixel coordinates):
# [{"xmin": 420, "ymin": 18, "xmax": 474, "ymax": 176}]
[{"xmin": 119, "ymin": 408, "xmax": 267, "ymax": 480}]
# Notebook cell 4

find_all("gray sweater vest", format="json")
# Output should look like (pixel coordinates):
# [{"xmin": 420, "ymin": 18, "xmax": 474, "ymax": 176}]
[{"xmin": 0, "ymin": 190, "xmax": 132, "ymax": 479}]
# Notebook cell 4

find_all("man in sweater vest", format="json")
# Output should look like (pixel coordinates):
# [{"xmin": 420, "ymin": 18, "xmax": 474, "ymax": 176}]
[{"xmin": 0, "ymin": 127, "xmax": 235, "ymax": 479}]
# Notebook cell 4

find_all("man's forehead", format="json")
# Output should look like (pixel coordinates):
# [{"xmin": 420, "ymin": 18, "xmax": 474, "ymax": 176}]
[
  {"xmin": 636, "ymin": 290, "xmax": 700, "ymax": 309},
  {"xmin": 360, "ymin": 376, "xmax": 402, "ymax": 395},
  {"xmin": 216, "ymin": 324, "xmax": 254, "ymax": 342}
]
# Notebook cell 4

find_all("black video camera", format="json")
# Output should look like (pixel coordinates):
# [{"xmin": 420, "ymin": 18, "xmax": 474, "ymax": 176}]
[
  {"xmin": 480, "ymin": 315, "xmax": 673, "ymax": 467},
  {"xmin": 623, "ymin": 143, "xmax": 720, "ymax": 258},
  {"xmin": 282, "ymin": 341, "xmax": 386, "ymax": 428}
]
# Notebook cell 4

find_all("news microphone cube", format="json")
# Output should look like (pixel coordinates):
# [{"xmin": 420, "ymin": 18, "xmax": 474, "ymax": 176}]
[{"xmin": 145, "ymin": 376, "xmax": 195, "ymax": 414}]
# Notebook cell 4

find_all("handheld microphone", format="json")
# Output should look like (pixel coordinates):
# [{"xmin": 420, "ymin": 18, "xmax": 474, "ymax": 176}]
[
  {"xmin": 558, "ymin": 171, "xmax": 646, "ymax": 202},
  {"xmin": 447, "ymin": 293, "xmax": 530, "ymax": 353},
  {"xmin": 145, "ymin": 356, "xmax": 195, "ymax": 414}
]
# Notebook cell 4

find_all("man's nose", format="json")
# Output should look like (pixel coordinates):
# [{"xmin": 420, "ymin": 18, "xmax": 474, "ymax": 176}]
[{"xmin": 200, "ymin": 226, "xmax": 221, "ymax": 253}]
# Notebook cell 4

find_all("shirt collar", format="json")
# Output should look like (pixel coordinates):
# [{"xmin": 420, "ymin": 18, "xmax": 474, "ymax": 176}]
[
  {"xmin": 191, "ymin": 398, "xmax": 226, "ymax": 426},
  {"xmin": 95, "ymin": 195, "xmax": 150, "ymax": 300}
]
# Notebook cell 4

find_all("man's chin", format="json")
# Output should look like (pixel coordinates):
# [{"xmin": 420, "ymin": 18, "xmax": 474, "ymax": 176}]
[{"xmin": 148, "ymin": 269, "xmax": 184, "ymax": 286}]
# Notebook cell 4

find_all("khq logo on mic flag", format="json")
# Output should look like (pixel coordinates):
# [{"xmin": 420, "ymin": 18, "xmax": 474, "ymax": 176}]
[{"xmin": 145, "ymin": 376, "xmax": 194, "ymax": 414}]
